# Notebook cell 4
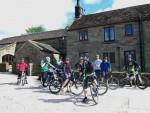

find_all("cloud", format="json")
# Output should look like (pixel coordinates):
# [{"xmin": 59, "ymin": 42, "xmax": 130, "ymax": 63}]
[
  {"xmin": 96, "ymin": 0, "xmax": 150, "ymax": 13},
  {"xmin": 83, "ymin": 0, "xmax": 102, "ymax": 4},
  {"xmin": 0, "ymin": 0, "xmax": 74, "ymax": 39},
  {"xmin": 111, "ymin": 0, "xmax": 150, "ymax": 10}
]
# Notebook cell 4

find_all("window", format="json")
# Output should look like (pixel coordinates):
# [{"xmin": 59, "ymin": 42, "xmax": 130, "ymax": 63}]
[
  {"xmin": 103, "ymin": 52, "xmax": 115, "ymax": 63},
  {"xmin": 79, "ymin": 52, "xmax": 88, "ymax": 58},
  {"xmin": 79, "ymin": 31, "xmax": 88, "ymax": 41},
  {"xmin": 124, "ymin": 50, "xmax": 136, "ymax": 65},
  {"xmin": 104, "ymin": 27, "xmax": 115, "ymax": 41},
  {"xmin": 125, "ymin": 24, "xmax": 133, "ymax": 36},
  {"xmin": 2, "ymin": 54, "xmax": 14, "ymax": 65}
]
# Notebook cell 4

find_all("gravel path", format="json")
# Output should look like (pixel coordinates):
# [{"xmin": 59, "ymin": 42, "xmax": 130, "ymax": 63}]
[{"xmin": 0, "ymin": 73, "xmax": 150, "ymax": 113}]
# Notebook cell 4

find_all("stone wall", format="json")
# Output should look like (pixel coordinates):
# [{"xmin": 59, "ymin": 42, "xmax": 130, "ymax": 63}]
[
  {"xmin": 67, "ymin": 21, "xmax": 149, "ymax": 72},
  {"xmin": 0, "ymin": 43, "xmax": 16, "ymax": 63},
  {"xmin": 144, "ymin": 20, "xmax": 150, "ymax": 72}
]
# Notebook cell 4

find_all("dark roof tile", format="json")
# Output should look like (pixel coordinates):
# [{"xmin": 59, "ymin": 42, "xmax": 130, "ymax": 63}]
[
  {"xmin": 69, "ymin": 4, "xmax": 150, "ymax": 30},
  {"xmin": 0, "ymin": 29, "xmax": 66, "ymax": 45}
]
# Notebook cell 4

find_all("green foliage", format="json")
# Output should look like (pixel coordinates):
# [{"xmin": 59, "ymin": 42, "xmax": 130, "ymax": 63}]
[{"xmin": 25, "ymin": 25, "xmax": 46, "ymax": 34}]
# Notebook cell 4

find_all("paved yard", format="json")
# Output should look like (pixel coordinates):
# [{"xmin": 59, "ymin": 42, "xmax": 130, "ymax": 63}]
[{"xmin": 0, "ymin": 72, "xmax": 150, "ymax": 113}]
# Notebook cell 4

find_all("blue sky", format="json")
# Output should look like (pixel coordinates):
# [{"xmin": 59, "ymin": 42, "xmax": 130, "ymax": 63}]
[
  {"xmin": 81, "ymin": 0, "xmax": 113, "ymax": 14},
  {"xmin": 0, "ymin": 0, "xmax": 149, "ymax": 39}
]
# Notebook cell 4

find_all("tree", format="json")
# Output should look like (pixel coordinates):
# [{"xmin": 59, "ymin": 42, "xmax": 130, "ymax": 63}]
[{"xmin": 25, "ymin": 25, "xmax": 46, "ymax": 34}]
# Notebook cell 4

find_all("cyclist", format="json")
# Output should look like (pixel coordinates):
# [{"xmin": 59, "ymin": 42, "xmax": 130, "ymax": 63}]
[
  {"xmin": 93, "ymin": 54, "xmax": 102, "ymax": 82},
  {"xmin": 61, "ymin": 58, "xmax": 72, "ymax": 92},
  {"xmin": 125, "ymin": 55, "xmax": 140, "ymax": 85},
  {"xmin": 100, "ymin": 57, "xmax": 111, "ymax": 81},
  {"xmin": 82, "ymin": 55, "xmax": 98, "ymax": 103},
  {"xmin": 16, "ymin": 58, "xmax": 28, "ymax": 84},
  {"xmin": 41, "ymin": 57, "xmax": 55, "ymax": 86}
]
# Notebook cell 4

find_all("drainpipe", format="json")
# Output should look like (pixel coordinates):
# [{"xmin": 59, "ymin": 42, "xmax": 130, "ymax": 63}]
[
  {"xmin": 138, "ymin": 14, "xmax": 145, "ymax": 72},
  {"xmin": 116, "ymin": 47, "xmax": 121, "ymax": 71}
]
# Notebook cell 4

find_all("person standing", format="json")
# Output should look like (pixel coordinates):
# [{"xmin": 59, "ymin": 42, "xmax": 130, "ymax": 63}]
[
  {"xmin": 61, "ymin": 58, "xmax": 72, "ymax": 92},
  {"xmin": 93, "ymin": 54, "xmax": 102, "ymax": 82},
  {"xmin": 100, "ymin": 57, "xmax": 111, "ymax": 81}
]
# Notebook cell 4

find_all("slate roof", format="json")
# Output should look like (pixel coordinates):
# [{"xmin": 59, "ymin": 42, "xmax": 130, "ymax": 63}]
[
  {"xmin": 0, "ymin": 29, "xmax": 66, "ymax": 45},
  {"xmin": 29, "ymin": 40, "xmax": 60, "ymax": 54},
  {"xmin": 16, "ymin": 40, "xmax": 60, "ymax": 54},
  {"xmin": 69, "ymin": 4, "xmax": 150, "ymax": 30}
]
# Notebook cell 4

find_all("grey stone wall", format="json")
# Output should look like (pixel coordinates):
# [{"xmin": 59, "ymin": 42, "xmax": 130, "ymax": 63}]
[
  {"xmin": 67, "ymin": 21, "xmax": 149, "ymax": 71},
  {"xmin": 144, "ymin": 20, "xmax": 150, "ymax": 72}
]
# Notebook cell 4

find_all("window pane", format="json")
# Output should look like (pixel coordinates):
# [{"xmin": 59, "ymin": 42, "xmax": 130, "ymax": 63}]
[
  {"xmin": 104, "ymin": 28, "xmax": 109, "ymax": 41},
  {"xmin": 125, "ymin": 24, "xmax": 133, "ymax": 36},
  {"xmin": 79, "ymin": 32, "xmax": 83, "ymax": 40},
  {"xmin": 79, "ymin": 52, "xmax": 88, "ymax": 58},
  {"xmin": 124, "ymin": 50, "xmax": 136, "ymax": 65},
  {"xmin": 103, "ymin": 53, "xmax": 109, "ymax": 59},
  {"xmin": 104, "ymin": 27, "xmax": 115, "ymax": 41},
  {"xmin": 79, "ymin": 31, "xmax": 88, "ymax": 41},
  {"xmin": 110, "ymin": 27, "xmax": 115, "ymax": 40}
]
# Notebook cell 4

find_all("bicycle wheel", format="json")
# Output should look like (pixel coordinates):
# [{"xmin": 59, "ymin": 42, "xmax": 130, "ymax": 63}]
[
  {"xmin": 43, "ymin": 77, "xmax": 51, "ymax": 87},
  {"xmin": 69, "ymin": 81, "xmax": 83, "ymax": 96},
  {"xmin": 107, "ymin": 77, "xmax": 119, "ymax": 90},
  {"xmin": 49, "ymin": 79, "xmax": 62, "ymax": 94},
  {"xmin": 98, "ymin": 81, "xmax": 108, "ymax": 96},
  {"xmin": 90, "ymin": 84, "xmax": 99, "ymax": 104},
  {"xmin": 43, "ymin": 80, "xmax": 49, "ymax": 87},
  {"xmin": 137, "ymin": 76, "xmax": 148, "ymax": 90},
  {"xmin": 119, "ymin": 79, "xmax": 126, "ymax": 87}
]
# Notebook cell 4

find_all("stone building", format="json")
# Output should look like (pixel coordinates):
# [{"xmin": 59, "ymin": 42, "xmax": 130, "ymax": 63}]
[
  {"xmin": 67, "ymin": 1, "xmax": 150, "ymax": 72},
  {"xmin": 0, "ymin": 29, "xmax": 67, "ymax": 74}
]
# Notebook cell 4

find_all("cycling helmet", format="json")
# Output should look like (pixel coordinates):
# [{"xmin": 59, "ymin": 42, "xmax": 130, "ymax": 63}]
[{"xmin": 46, "ymin": 56, "xmax": 51, "ymax": 62}]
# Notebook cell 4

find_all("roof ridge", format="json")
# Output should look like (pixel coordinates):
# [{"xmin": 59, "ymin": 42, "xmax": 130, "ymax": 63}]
[{"xmin": 84, "ymin": 3, "xmax": 150, "ymax": 17}]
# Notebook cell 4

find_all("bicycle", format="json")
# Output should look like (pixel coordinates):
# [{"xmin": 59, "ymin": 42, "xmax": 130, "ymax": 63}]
[
  {"xmin": 119, "ymin": 70, "xmax": 149, "ymax": 89},
  {"xmin": 84, "ymin": 73, "xmax": 99, "ymax": 104},
  {"xmin": 17, "ymin": 71, "xmax": 28, "ymax": 86},
  {"xmin": 100, "ymin": 72, "xmax": 119, "ymax": 90},
  {"xmin": 41, "ymin": 72, "xmax": 55, "ymax": 87},
  {"xmin": 49, "ymin": 70, "xmax": 83, "ymax": 95}
]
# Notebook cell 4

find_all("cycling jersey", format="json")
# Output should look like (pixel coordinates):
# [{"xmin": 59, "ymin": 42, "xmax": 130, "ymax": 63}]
[
  {"xmin": 41, "ymin": 63, "xmax": 50, "ymax": 72},
  {"xmin": 17, "ymin": 62, "xmax": 28, "ymax": 72},
  {"xmin": 126, "ymin": 60, "xmax": 139, "ymax": 73},
  {"xmin": 84, "ymin": 61, "xmax": 93, "ymax": 75},
  {"xmin": 62, "ymin": 62, "xmax": 71, "ymax": 74}
]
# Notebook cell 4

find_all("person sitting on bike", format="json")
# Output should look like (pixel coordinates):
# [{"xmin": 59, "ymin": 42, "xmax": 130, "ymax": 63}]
[
  {"xmin": 41, "ymin": 56, "xmax": 55, "ymax": 86},
  {"xmin": 16, "ymin": 58, "xmax": 28, "ymax": 83},
  {"xmin": 82, "ymin": 55, "xmax": 98, "ymax": 103},
  {"xmin": 61, "ymin": 58, "xmax": 72, "ymax": 92},
  {"xmin": 125, "ymin": 55, "xmax": 140, "ymax": 84},
  {"xmin": 100, "ymin": 57, "xmax": 111, "ymax": 81}
]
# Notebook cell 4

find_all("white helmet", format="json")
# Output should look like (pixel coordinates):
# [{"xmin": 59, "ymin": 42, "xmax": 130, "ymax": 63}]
[{"xmin": 46, "ymin": 56, "xmax": 51, "ymax": 62}]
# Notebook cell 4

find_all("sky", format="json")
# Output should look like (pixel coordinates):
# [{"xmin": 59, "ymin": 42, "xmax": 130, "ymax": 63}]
[{"xmin": 0, "ymin": 0, "xmax": 149, "ymax": 39}]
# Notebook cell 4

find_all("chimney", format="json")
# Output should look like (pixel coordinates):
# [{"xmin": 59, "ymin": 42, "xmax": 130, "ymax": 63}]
[{"xmin": 75, "ymin": 0, "xmax": 83, "ymax": 19}]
